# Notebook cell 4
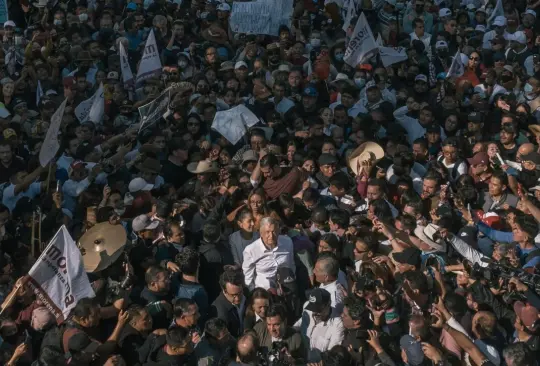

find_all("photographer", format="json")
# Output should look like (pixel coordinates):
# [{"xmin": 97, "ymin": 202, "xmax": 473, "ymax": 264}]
[{"xmin": 254, "ymin": 304, "xmax": 305, "ymax": 364}]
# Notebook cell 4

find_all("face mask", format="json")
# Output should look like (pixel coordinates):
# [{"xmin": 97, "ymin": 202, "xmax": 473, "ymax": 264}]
[
  {"xmin": 438, "ymin": 50, "xmax": 448, "ymax": 57},
  {"xmin": 354, "ymin": 78, "xmax": 366, "ymax": 88},
  {"xmin": 178, "ymin": 60, "xmax": 188, "ymax": 68},
  {"xmin": 310, "ymin": 38, "xmax": 321, "ymax": 48},
  {"xmin": 79, "ymin": 13, "xmax": 88, "ymax": 22},
  {"xmin": 53, "ymin": 19, "xmax": 63, "ymax": 26},
  {"xmin": 335, "ymin": 53, "xmax": 344, "ymax": 61},
  {"xmin": 524, "ymin": 83, "xmax": 534, "ymax": 93}
]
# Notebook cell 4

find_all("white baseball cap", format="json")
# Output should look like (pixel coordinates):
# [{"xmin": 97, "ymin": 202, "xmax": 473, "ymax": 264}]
[
  {"xmin": 435, "ymin": 40, "xmax": 448, "ymax": 49},
  {"xmin": 234, "ymin": 61, "xmax": 248, "ymax": 69},
  {"xmin": 510, "ymin": 31, "xmax": 527, "ymax": 44},
  {"xmin": 523, "ymin": 9, "xmax": 537, "ymax": 18},
  {"xmin": 415, "ymin": 74, "xmax": 428, "ymax": 83},
  {"xmin": 3, "ymin": 21, "xmax": 15, "ymax": 28},
  {"xmin": 217, "ymin": 3, "xmax": 230, "ymax": 11},
  {"xmin": 493, "ymin": 16, "xmax": 507, "ymax": 27},
  {"xmin": 128, "ymin": 177, "xmax": 154, "ymax": 192},
  {"xmin": 439, "ymin": 8, "xmax": 451, "ymax": 17}
]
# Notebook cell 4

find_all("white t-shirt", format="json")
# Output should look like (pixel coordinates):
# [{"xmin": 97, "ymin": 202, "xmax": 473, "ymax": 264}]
[{"xmin": 2, "ymin": 182, "xmax": 41, "ymax": 212}]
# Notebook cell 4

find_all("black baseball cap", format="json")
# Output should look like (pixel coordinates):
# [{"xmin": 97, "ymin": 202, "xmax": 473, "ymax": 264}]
[
  {"xmin": 277, "ymin": 267, "xmax": 297, "ymax": 293},
  {"xmin": 468, "ymin": 111, "xmax": 484, "ymax": 123},
  {"xmin": 305, "ymin": 288, "xmax": 331, "ymax": 313},
  {"xmin": 318, "ymin": 153, "xmax": 338, "ymax": 166},
  {"xmin": 392, "ymin": 247, "xmax": 421, "ymax": 267}
]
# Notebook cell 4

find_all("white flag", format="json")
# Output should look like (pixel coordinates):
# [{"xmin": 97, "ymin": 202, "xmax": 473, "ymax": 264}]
[
  {"xmin": 488, "ymin": 0, "xmax": 504, "ymax": 25},
  {"xmin": 136, "ymin": 29, "xmax": 162, "ymax": 86},
  {"xmin": 379, "ymin": 46, "xmax": 408, "ymax": 67},
  {"xmin": 75, "ymin": 84, "xmax": 104, "ymax": 123},
  {"xmin": 119, "ymin": 42, "xmax": 134, "ymax": 88},
  {"xmin": 342, "ymin": 0, "xmax": 357, "ymax": 32},
  {"xmin": 39, "ymin": 98, "xmax": 67, "ymax": 167},
  {"xmin": 446, "ymin": 51, "xmax": 465, "ymax": 79},
  {"xmin": 27, "ymin": 226, "xmax": 95, "ymax": 324},
  {"xmin": 87, "ymin": 83, "xmax": 105, "ymax": 124},
  {"xmin": 376, "ymin": 33, "xmax": 383, "ymax": 46},
  {"xmin": 344, "ymin": 12, "xmax": 378, "ymax": 67},
  {"xmin": 36, "ymin": 80, "xmax": 44, "ymax": 107}
]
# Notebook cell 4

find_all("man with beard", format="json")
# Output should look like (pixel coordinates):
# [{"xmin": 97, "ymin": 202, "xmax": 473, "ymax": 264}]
[
  {"xmin": 139, "ymin": 266, "xmax": 174, "ymax": 329},
  {"xmin": 119, "ymin": 306, "xmax": 153, "ymax": 365},
  {"xmin": 518, "ymin": 152, "xmax": 540, "ymax": 189}
]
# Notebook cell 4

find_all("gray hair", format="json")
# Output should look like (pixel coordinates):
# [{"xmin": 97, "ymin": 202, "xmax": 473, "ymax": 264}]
[
  {"xmin": 260, "ymin": 216, "xmax": 280, "ymax": 230},
  {"xmin": 317, "ymin": 253, "xmax": 340, "ymax": 278}
]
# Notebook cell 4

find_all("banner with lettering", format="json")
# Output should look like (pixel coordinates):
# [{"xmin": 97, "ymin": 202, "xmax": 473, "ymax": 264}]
[
  {"xmin": 136, "ymin": 29, "xmax": 162, "ymax": 86},
  {"xmin": 39, "ymin": 98, "xmax": 67, "ymax": 167},
  {"xmin": 119, "ymin": 42, "xmax": 134, "ymax": 88},
  {"xmin": 27, "ymin": 226, "xmax": 95, "ymax": 324},
  {"xmin": 343, "ymin": 12, "xmax": 378, "ymax": 67}
]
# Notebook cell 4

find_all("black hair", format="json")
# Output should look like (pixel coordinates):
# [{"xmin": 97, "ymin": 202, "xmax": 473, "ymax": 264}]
[
  {"xmin": 71, "ymin": 298, "xmax": 98, "ymax": 319},
  {"xmin": 329, "ymin": 209, "xmax": 349, "ymax": 229},
  {"xmin": 173, "ymin": 298, "xmax": 196, "ymax": 318},
  {"xmin": 175, "ymin": 247, "xmax": 199, "ymax": 276},
  {"xmin": 204, "ymin": 317, "xmax": 228, "ymax": 339},
  {"xmin": 202, "ymin": 219, "xmax": 221, "ymax": 243},
  {"xmin": 260, "ymin": 153, "xmax": 279, "ymax": 169}
]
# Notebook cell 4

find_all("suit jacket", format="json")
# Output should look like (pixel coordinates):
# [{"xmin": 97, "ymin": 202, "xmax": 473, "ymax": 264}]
[
  {"xmin": 253, "ymin": 322, "xmax": 305, "ymax": 363},
  {"xmin": 209, "ymin": 292, "xmax": 244, "ymax": 337}
]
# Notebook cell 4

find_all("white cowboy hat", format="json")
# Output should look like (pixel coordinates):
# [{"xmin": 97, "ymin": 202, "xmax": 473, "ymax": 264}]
[
  {"xmin": 348, "ymin": 141, "xmax": 384, "ymax": 176},
  {"xmin": 187, "ymin": 160, "xmax": 219, "ymax": 174}
]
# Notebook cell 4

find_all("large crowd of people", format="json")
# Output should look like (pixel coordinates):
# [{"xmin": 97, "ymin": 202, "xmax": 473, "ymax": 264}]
[{"xmin": 1, "ymin": 0, "xmax": 540, "ymax": 365}]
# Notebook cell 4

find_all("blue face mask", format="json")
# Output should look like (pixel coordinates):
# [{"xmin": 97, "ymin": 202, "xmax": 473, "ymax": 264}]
[
  {"xmin": 355, "ymin": 78, "xmax": 366, "ymax": 88},
  {"xmin": 524, "ymin": 83, "xmax": 534, "ymax": 93},
  {"xmin": 335, "ymin": 53, "xmax": 344, "ymax": 61}
]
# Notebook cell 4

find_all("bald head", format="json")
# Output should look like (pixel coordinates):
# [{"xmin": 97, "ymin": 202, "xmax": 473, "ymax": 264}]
[
  {"xmin": 236, "ymin": 333, "xmax": 258, "ymax": 364},
  {"xmin": 518, "ymin": 143, "xmax": 535, "ymax": 161}
]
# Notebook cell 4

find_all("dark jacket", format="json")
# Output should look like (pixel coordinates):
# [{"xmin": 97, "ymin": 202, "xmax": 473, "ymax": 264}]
[
  {"xmin": 176, "ymin": 278, "xmax": 210, "ymax": 322},
  {"xmin": 119, "ymin": 324, "xmax": 147, "ymax": 366},
  {"xmin": 209, "ymin": 293, "xmax": 244, "ymax": 338},
  {"xmin": 138, "ymin": 334, "xmax": 191, "ymax": 366},
  {"xmin": 199, "ymin": 240, "xmax": 225, "ymax": 303},
  {"xmin": 253, "ymin": 322, "xmax": 305, "ymax": 363}
]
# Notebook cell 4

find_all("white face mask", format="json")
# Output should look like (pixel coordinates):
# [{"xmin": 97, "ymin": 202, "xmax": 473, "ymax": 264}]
[
  {"xmin": 79, "ymin": 13, "xmax": 88, "ymax": 22},
  {"xmin": 310, "ymin": 38, "xmax": 321, "ymax": 48},
  {"xmin": 524, "ymin": 83, "xmax": 534, "ymax": 93},
  {"xmin": 354, "ymin": 78, "xmax": 366, "ymax": 89},
  {"xmin": 178, "ymin": 60, "xmax": 188, "ymax": 68}
]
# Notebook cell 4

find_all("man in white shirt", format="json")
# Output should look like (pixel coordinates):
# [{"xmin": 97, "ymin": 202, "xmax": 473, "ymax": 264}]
[
  {"xmin": 313, "ymin": 253, "xmax": 345, "ymax": 314},
  {"xmin": 242, "ymin": 217, "xmax": 296, "ymax": 290},
  {"xmin": 482, "ymin": 16, "xmax": 509, "ymax": 50},
  {"xmin": 393, "ymin": 97, "xmax": 446, "ymax": 145},
  {"xmin": 62, "ymin": 161, "xmax": 102, "ymax": 213},
  {"xmin": 2, "ymin": 165, "xmax": 48, "ymax": 212},
  {"xmin": 294, "ymin": 288, "xmax": 344, "ymax": 362}
]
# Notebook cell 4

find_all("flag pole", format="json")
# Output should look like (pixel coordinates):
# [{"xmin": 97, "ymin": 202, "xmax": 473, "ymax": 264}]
[
  {"xmin": 31, "ymin": 211, "xmax": 35, "ymax": 258},
  {"xmin": 0, "ymin": 283, "xmax": 22, "ymax": 316},
  {"xmin": 45, "ymin": 164, "xmax": 52, "ymax": 193}
]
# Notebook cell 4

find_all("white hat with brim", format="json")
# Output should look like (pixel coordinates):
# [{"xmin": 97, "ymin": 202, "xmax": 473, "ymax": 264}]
[
  {"xmin": 331, "ymin": 73, "xmax": 354, "ymax": 85},
  {"xmin": 33, "ymin": 0, "xmax": 48, "ymax": 7},
  {"xmin": 187, "ymin": 160, "xmax": 219, "ymax": 174},
  {"xmin": 348, "ymin": 141, "xmax": 384, "ymax": 176},
  {"xmin": 414, "ymin": 224, "xmax": 446, "ymax": 252},
  {"xmin": 128, "ymin": 177, "xmax": 154, "ymax": 193},
  {"xmin": 3, "ymin": 21, "xmax": 15, "ymax": 28}
]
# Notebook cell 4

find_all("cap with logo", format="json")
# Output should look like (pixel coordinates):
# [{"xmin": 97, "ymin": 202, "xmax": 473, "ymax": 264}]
[
  {"xmin": 467, "ymin": 111, "xmax": 484, "ymax": 123},
  {"xmin": 305, "ymin": 288, "xmax": 331, "ymax": 313},
  {"xmin": 435, "ymin": 40, "xmax": 448, "ymax": 49},
  {"xmin": 415, "ymin": 74, "xmax": 428, "ymax": 83}
]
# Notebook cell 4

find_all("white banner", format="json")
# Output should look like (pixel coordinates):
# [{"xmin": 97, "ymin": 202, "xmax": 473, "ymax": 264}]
[
  {"xmin": 211, "ymin": 105, "xmax": 260, "ymax": 145},
  {"xmin": 39, "ymin": 98, "xmax": 67, "ymax": 167},
  {"xmin": 119, "ymin": 42, "xmax": 134, "ymax": 87},
  {"xmin": 344, "ymin": 12, "xmax": 378, "ymax": 67},
  {"xmin": 342, "ymin": 0, "xmax": 357, "ymax": 32},
  {"xmin": 446, "ymin": 51, "xmax": 465, "ymax": 79},
  {"xmin": 75, "ymin": 84, "xmax": 104, "ymax": 123},
  {"xmin": 488, "ymin": 0, "xmax": 504, "ymax": 25},
  {"xmin": 136, "ymin": 29, "xmax": 162, "ymax": 86},
  {"xmin": 230, "ymin": 0, "xmax": 293, "ymax": 36},
  {"xmin": 379, "ymin": 46, "xmax": 408, "ymax": 67},
  {"xmin": 88, "ymin": 83, "xmax": 105, "ymax": 124},
  {"xmin": 138, "ymin": 87, "xmax": 171, "ymax": 132},
  {"xmin": 27, "ymin": 226, "xmax": 95, "ymax": 324},
  {"xmin": 36, "ymin": 80, "xmax": 44, "ymax": 107}
]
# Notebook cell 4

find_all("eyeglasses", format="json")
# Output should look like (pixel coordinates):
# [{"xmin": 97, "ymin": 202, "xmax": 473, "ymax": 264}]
[{"xmin": 225, "ymin": 290, "xmax": 243, "ymax": 299}]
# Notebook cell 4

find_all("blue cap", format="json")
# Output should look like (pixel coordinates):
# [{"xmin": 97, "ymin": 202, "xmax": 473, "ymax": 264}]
[
  {"xmin": 303, "ymin": 85, "xmax": 318, "ymax": 97},
  {"xmin": 126, "ymin": 2, "xmax": 137, "ymax": 10}
]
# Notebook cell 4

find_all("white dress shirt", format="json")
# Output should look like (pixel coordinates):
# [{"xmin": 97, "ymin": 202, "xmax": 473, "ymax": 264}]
[
  {"xmin": 293, "ymin": 309, "xmax": 344, "ymax": 362},
  {"xmin": 242, "ymin": 236, "xmax": 296, "ymax": 290},
  {"xmin": 319, "ymin": 281, "xmax": 345, "ymax": 314},
  {"xmin": 393, "ymin": 106, "xmax": 447, "ymax": 145}
]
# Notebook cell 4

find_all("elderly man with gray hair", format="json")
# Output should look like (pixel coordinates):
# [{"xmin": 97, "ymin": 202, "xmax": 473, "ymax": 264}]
[{"xmin": 242, "ymin": 217, "xmax": 296, "ymax": 290}]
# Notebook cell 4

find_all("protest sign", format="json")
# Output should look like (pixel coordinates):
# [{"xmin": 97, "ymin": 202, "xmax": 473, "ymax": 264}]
[
  {"xmin": 139, "ymin": 87, "xmax": 171, "ymax": 132},
  {"xmin": 230, "ymin": 0, "xmax": 293, "ymax": 36},
  {"xmin": 344, "ymin": 12, "xmax": 378, "ymax": 67},
  {"xmin": 211, "ymin": 105, "xmax": 260, "ymax": 145},
  {"xmin": 39, "ymin": 98, "xmax": 67, "ymax": 167},
  {"xmin": 136, "ymin": 29, "xmax": 162, "ymax": 86},
  {"xmin": 27, "ymin": 226, "xmax": 95, "ymax": 323},
  {"xmin": 379, "ymin": 46, "xmax": 408, "ymax": 67},
  {"xmin": 446, "ymin": 51, "xmax": 465, "ymax": 79},
  {"xmin": 87, "ymin": 83, "xmax": 105, "ymax": 124},
  {"xmin": 119, "ymin": 42, "xmax": 134, "ymax": 88},
  {"xmin": 74, "ymin": 83, "xmax": 104, "ymax": 123},
  {"xmin": 342, "ymin": 0, "xmax": 357, "ymax": 32}
]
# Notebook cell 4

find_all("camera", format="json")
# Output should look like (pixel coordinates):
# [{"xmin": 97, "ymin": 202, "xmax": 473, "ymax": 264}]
[{"xmin": 267, "ymin": 341, "xmax": 290, "ymax": 366}]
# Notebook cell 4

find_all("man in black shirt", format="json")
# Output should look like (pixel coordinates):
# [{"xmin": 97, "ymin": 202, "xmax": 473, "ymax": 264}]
[
  {"xmin": 0, "ymin": 141, "xmax": 25, "ymax": 185},
  {"xmin": 161, "ymin": 138, "xmax": 191, "ymax": 189},
  {"xmin": 140, "ymin": 266, "xmax": 173, "ymax": 329}
]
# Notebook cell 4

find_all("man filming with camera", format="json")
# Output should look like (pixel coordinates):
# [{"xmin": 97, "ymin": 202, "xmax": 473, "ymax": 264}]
[{"xmin": 254, "ymin": 304, "xmax": 305, "ymax": 365}]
